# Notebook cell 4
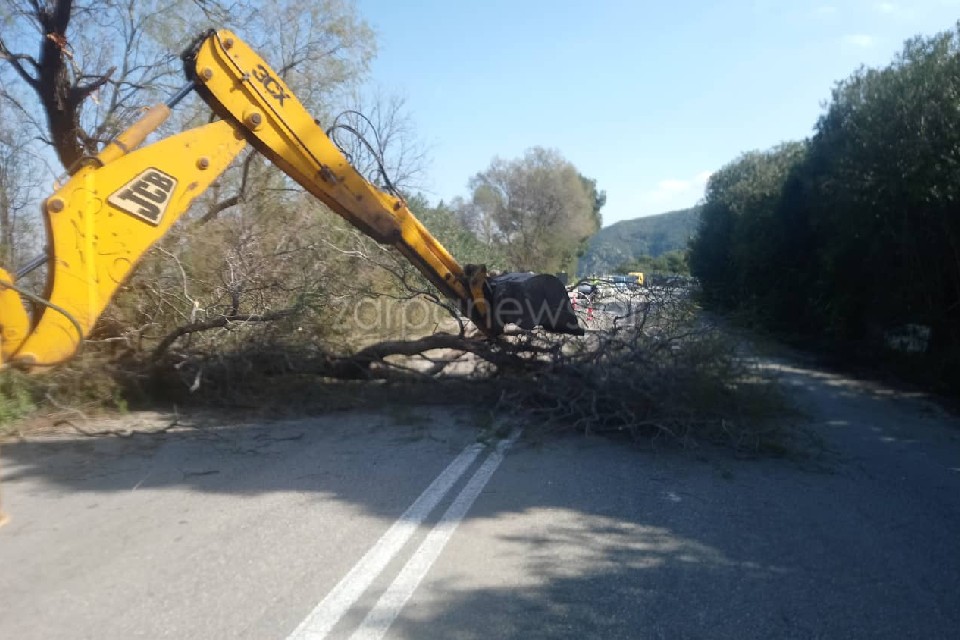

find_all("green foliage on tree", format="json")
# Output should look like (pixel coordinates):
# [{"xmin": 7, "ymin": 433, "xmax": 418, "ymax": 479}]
[
  {"xmin": 458, "ymin": 147, "xmax": 602, "ymax": 275},
  {"xmin": 689, "ymin": 142, "xmax": 807, "ymax": 313},
  {"xmin": 689, "ymin": 23, "xmax": 960, "ymax": 391},
  {"xmin": 578, "ymin": 174, "xmax": 606, "ymax": 230}
]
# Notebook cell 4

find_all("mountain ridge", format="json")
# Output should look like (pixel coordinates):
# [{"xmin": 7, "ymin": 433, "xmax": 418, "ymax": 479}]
[{"xmin": 578, "ymin": 205, "xmax": 701, "ymax": 276}]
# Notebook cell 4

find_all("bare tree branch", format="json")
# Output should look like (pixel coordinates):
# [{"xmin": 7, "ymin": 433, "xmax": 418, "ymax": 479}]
[{"xmin": 151, "ymin": 308, "xmax": 299, "ymax": 360}]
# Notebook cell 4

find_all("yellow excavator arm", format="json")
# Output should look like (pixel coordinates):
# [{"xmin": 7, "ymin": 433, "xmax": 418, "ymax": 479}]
[{"xmin": 0, "ymin": 29, "xmax": 580, "ymax": 372}]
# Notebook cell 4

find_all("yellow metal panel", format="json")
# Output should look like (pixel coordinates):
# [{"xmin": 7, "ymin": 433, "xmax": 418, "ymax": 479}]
[
  {"xmin": 0, "ymin": 268, "xmax": 30, "ymax": 365},
  {"xmin": 9, "ymin": 119, "xmax": 246, "ymax": 369}
]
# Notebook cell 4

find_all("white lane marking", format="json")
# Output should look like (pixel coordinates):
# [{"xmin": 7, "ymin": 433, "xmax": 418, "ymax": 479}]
[
  {"xmin": 349, "ymin": 431, "xmax": 520, "ymax": 640},
  {"xmin": 286, "ymin": 442, "xmax": 484, "ymax": 640}
]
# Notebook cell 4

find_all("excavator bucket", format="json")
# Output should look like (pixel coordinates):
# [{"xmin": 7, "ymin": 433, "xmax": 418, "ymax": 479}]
[{"xmin": 488, "ymin": 272, "xmax": 583, "ymax": 335}]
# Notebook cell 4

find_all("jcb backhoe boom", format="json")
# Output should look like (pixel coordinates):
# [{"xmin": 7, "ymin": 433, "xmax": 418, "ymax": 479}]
[{"xmin": 0, "ymin": 29, "xmax": 580, "ymax": 371}]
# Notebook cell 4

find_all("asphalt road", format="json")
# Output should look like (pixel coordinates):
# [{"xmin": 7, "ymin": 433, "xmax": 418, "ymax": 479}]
[{"xmin": 1, "ymin": 358, "xmax": 959, "ymax": 639}]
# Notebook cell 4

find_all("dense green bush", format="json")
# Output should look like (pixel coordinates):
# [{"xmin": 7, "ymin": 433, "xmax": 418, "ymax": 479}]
[{"xmin": 690, "ymin": 24, "xmax": 960, "ymax": 393}]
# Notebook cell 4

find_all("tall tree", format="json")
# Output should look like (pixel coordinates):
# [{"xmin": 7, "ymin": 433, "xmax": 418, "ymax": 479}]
[
  {"xmin": 0, "ymin": 0, "xmax": 375, "ymax": 170},
  {"xmin": 578, "ymin": 173, "xmax": 606, "ymax": 230},
  {"xmin": 0, "ymin": 103, "xmax": 41, "ymax": 267},
  {"xmin": 464, "ymin": 147, "xmax": 601, "ymax": 274},
  {"xmin": 804, "ymin": 27, "xmax": 960, "ymax": 345},
  {"xmin": 691, "ymin": 22, "xmax": 960, "ymax": 390},
  {"xmin": 689, "ymin": 142, "xmax": 807, "ymax": 310}
]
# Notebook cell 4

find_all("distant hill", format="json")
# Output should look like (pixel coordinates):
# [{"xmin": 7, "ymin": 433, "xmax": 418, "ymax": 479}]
[{"xmin": 577, "ymin": 206, "xmax": 701, "ymax": 276}]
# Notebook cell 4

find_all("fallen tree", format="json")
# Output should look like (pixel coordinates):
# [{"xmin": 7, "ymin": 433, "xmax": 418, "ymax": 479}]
[{"xmin": 137, "ymin": 284, "xmax": 789, "ymax": 453}]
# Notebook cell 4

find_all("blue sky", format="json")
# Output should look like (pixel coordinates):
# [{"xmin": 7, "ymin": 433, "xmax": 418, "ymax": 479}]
[{"xmin": 354, "ymin": 0, "xmax": 960, "ymax": 226}]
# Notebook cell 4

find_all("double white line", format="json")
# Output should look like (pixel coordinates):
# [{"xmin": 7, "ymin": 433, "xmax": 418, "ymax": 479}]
[{"xmin": 287, "ymin": 431, "xmax": 519, "ymax": 640}]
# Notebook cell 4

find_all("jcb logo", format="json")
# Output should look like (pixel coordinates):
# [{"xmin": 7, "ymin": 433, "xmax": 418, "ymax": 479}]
[
  {"xmin": 252, "ymin": 64, "xmax": 289, "ymax": 106},
  {"xmin": 107, "ymin": 169, "xmax": 177, "ymax": 226}
]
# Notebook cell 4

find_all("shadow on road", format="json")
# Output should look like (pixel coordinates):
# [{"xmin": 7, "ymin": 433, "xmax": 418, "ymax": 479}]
[{"xmin": 2, "ymin": 360, "xmax": 960, "ymax": 639}]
